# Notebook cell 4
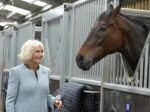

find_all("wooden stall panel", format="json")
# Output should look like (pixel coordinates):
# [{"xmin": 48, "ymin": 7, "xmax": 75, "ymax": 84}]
[{"xmin": 123, "ymin": 0, "xmax": 150, "ymax": 10}]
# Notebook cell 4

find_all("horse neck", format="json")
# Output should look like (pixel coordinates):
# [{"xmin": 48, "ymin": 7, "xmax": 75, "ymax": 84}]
[{"xmin": 118, "ymin": 16, "xmax": 147, "ymax": 76}]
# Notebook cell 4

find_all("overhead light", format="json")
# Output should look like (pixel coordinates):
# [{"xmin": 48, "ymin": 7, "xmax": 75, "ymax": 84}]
[
  {"xmin": 21, "ymin": 0, "xmax": 36, "ymax": 4},
  {"xmin": 0, "ymin": 2, "xmax": 2, "ymax": 6},
  {"xmin": 7, "ymin": 12, "xmax": 16, "ymax": 18},
  {"xmin": 0, "ymin": 21, "xmax": 17, "ymax": 26},
  {"xmin": 33, "ymin": 1, "xmax": 47, "ymax": 7},
  {"xmin": 0, "ymin": 4, "xmax": 5, "ymax": 10},
  {"xmin": 4, "ymin": 5, "xmax": 30, "ymax": 15},
  {"xmin": 22, "ymin": 0, "xmax": 48, "ymax": 7}
]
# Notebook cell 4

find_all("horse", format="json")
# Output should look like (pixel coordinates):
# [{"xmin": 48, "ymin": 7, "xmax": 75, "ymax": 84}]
[{"xmin": 76, "ymin": 0, "xmax": 150, "ymax": 81}]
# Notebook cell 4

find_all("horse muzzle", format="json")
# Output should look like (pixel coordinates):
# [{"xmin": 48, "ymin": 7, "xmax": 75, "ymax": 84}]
[{"xmin": 76, "ymin": 54, "xmax": 93, "ymax": 71}]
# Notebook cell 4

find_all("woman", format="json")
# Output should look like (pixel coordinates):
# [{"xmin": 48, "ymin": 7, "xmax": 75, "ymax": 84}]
[{"xmin": 6, "ymin": 40, "xmax": 62, "ymax": 112}]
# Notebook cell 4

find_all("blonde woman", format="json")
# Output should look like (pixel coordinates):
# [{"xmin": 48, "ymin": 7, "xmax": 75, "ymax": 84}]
[{"xmin": 6, "ymin": 40, "xmax": 62, "ymax": 112}]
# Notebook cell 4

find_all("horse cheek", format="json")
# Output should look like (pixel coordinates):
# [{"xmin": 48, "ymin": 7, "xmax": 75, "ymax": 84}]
[
  {"xmin": 102, "ymin": 36, "xmax": 122, "ymax": 54},
  {"xmin": 111, "ymin": 36, "xmax": 124, "ymax": 53}
]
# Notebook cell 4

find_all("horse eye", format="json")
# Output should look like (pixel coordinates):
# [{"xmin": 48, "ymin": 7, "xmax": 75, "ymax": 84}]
[
  {"xmin": 98, "ymin": 26, "xmax": 106, "ymax": 31},
  {"xmin": 100, "ymin": 27, "xmax": 106, "ymax": 31}
]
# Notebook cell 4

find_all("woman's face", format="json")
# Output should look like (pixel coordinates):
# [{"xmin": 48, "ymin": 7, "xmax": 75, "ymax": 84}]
[{"xmin": 31, "ymin": 45, "xmax": 44, "ymax": 65}]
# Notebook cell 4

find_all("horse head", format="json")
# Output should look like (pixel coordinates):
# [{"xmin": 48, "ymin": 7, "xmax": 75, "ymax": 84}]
[
  {"xmin": 76, "ymin": 0, "xmax": 149, "ymax": 78},
  {"xmin": 76, "ymin": 1, "xmax": 124, "ymax": 70}
]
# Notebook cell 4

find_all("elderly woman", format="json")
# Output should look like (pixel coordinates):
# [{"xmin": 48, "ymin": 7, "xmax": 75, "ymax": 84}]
[{"xmin": 6, "ymin": 40, "xmax": 62, "ymax": 112}]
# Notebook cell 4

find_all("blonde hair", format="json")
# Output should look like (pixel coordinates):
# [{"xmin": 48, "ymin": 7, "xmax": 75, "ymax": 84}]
[{"xmin": 18, "ymin": 40, "xmax": 44, "ymax": 63}]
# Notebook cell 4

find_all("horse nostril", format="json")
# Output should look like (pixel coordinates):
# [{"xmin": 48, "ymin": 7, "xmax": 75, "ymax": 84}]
[
  {"xmin": 76, "ymin": 54, "xmax": 91, "ymax": 70},
  {"xmin": 76, "ymin": 54, "xmax": 83, "ymax": 63}
]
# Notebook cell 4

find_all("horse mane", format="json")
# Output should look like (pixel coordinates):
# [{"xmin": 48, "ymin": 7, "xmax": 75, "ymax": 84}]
[
  {"xmin": 120, "ymin": 13, "xmax": 150, "ymax": 33},
  {"xmin": 97, "ymin": 7, "xmax": 150, "ymax": 34}
]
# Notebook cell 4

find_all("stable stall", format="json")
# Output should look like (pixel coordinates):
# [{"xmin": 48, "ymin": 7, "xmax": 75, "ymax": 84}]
[{"xmin": 42, "ymin": 0, "xmax": 150, "ymax": 111}]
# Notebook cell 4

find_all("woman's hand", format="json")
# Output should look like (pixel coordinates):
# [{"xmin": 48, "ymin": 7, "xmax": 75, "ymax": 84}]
[{"xmin": 54, "ymin": 99, "xmax": 62, "ymax": 109}]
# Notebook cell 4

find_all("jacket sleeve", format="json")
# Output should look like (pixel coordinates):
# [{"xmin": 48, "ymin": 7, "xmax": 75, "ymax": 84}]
[
  {"xmin": 47, "ymin": 94, "xmax": 55, "ymax": 111},
  {"xmin": 6, "ymin": 69, "xmax": 19, "ymax": 112},
  {"xmin": 47, "ymin": 68, "xmax": 55, "ymax": 111}
]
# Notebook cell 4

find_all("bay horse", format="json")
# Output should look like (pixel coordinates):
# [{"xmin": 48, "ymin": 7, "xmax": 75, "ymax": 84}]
[{"xmin": 76, "ymin": 0, "xmax": 150, "ymax": 81}]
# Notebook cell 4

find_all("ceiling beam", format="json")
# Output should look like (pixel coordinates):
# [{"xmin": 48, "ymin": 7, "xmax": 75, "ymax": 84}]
[
  {"xmin": 25, "ymin": 4, "xmax": 52, "ymax": 20},
  {"xmin": 0, "ymin": 14, "xmax": 16, "ymax": 22}
]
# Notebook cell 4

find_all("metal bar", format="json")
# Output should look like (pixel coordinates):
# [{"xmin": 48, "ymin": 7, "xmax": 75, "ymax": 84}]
[
  {"xmin": 103, "ymin": 83, "xmax": 150, "ymax": 96},
  {"xmin": 144, "ymin": 44, "xmax": 149, "ymax": 88}
]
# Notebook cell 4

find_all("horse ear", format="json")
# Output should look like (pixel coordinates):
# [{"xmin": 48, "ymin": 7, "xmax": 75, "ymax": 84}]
[
  {"xmin": 112, "ymin": 0, "xmax": 122, "ymax": 17},
  {"xmin": 107, "ymin": 4, "xmax": 114, "ymax": 11}
]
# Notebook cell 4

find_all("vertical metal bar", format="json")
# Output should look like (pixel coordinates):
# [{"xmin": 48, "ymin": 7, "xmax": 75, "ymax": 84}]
[
  {"xmin": 60, "ymin": 6, "xmax": 69, "ymax": 86},
  {"xmin": 135, "ymin": 71, "xmax": 139, "ymax": 87},
  {"xmin": 149, "ymin": 49, "xmax": 150, "ymax": 88},
  {"xmin": 68, "ymin": 4, "xmax": 75, "ymax": 80},
  {"xmin": 144, "ymin": 44, "xmax": 149, "ymax": 88}
]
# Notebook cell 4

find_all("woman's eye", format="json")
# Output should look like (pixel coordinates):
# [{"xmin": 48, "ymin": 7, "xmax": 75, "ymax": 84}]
[
  {"xmin": 36, "ymin": 50, "xmax": 40, "ymax": 53},
  {"xmin": 36, "ymin": 50, "xmax": 43, "ymax": 53}
]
